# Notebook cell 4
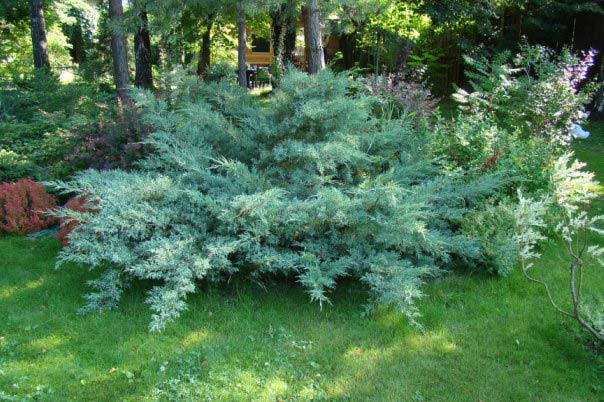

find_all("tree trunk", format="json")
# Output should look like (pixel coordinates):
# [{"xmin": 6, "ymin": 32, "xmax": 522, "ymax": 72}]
[
  {"xmin": 304, "ymin": 0, "xmax": 325, "ymax": 74},
  {"xmin": 72, "ymin": 35, "xmax": 83, "ymax": 64},
  {"xmin": 374, "ymin": 31, "xmax": 381, "ymax": 77},
  {"xmin": 134, "ymin": 8, "xmax": 153, "ymax": 89},
  {"xmin": 339, "ymin": 31, "xmax": 357, "ymax": 70},
  {"xmin": 159, "ymin": 34, "xmax": 168, "ymax": 70},
  {"xmin": 302, "ymin": 7, "xmax": 310, "ymax": 70},
  {"xmin": 197, "ymin": 18, "xmax": 214, "ymax": 77},
  {"xmin": 237, "ymin": 1, "xmax": 247, "ymax": 89},
  {"xmin": 271, "ymin": 3, "xmax": 296, "ymax": 66},
  {"xmin": 29, "ymin": 0, "xmax": 50, "ymax": 69},
  {"xmin": 108, "ymin": 0, "xmax": 131, "ymax": 103}
]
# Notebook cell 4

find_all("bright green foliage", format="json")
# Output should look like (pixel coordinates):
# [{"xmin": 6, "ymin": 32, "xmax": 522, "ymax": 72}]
[
  {"xmin": 52, "ymin": 69, "xmax": 502, "ymax": 331},
  {"xmin": 433, "ymin": 113, "xmax": 554, "ymax": 194},
  {"xmin": 515, "ymin": 154, "xmax": 604, "ymax": 342},
  {"xmin": 432, "ymin": 45, "xmax": 598, "ymax": 276},
  {"xmin": 454, "ymin": 44, "xmax": 598, "ymax": 148},
  {"xmin": 438, "ymin": 45, "xmax": 598, "ymax": 194},
  {"xmin": 0, "ymin": 150, "xmax": 41, "ymax": 183}
]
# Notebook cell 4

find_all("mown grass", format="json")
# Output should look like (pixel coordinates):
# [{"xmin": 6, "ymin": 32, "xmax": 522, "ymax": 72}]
[{"xmin": 0, "ymin": 126, "xmax": 603, "ymax": 401}]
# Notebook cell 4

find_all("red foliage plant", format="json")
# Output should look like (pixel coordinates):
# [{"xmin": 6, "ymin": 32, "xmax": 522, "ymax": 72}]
[
  {"xmin": 56, "ymin": 196, "xmax": 95, "ymax": 246},
  {"xmin": 0, "ymin": 179, "xmax": 58, "ymax": 235}
]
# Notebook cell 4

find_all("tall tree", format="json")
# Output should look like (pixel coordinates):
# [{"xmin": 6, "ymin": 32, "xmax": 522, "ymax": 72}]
[
  {"xmin": 108, "ymin": 0, "xmax": 131, "ymax": 103},
  {"xmin": 134, "ymin": 5, "xmax": 153, "ymax": 89},
  {"xmin": 196, "ymin": 15, "xmax": 214, "ymax": 76},
  {"xmin": 271, "ymin": 1, "xmax": 297, "ymax": 66},
  {"xmin": 29, "ymin": 0, "xmax": 50, "ymax": 69},
  {"xmin": 237, "ymin": 0, "xmax": 247, "ymax": 88},
  {"xmin": 304, "ymin": 0, "xmax": 324, "ymax": 74}
]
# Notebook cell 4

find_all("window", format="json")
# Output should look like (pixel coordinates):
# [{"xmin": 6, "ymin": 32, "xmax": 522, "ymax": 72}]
[{"xmin": 251, "ymin": 36, "xmax": 270, "ymax": 53}]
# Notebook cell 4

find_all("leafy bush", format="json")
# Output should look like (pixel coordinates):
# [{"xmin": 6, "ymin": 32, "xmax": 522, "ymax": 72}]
[
  {"xmin": 68, "ymin": 106, "xmax": 151, "ymax": 171},
  {"xmin": 433, "ymin": 114, "xmax": 553, "ymax": 194},
  {"xmin": 0, "ymin": 179, "xmax": 57, "ymax": 235},
  {"xmin": 205, "ymin": 61, "xmax": 236, "ymax": 83},
  {"xmin": 52, "ymin": 69, "xmax": 503, "ymax": 331},
  {"xmin": 418, "ymin": 44, "xmax": 599, "ymax": 278},
  {"xmin": 435, "ymin": 45, "xmax": 598, "ymax": 203},
  {"xmin": 454, "ymin": 44, "xmax": 598, "ymax": 148},
  {"xmin": 364, "ymin": 69, "xmax": 437, "ymax": 123},
  {"xmin": 461, "ymin": 200, "xmax": 519, "ymax": 276}
]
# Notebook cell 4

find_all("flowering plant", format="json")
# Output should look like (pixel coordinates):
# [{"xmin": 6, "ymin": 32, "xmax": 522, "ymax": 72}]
[{"xmin": 455, "ymin": 44, "xmax": 599, "ymax": 147}]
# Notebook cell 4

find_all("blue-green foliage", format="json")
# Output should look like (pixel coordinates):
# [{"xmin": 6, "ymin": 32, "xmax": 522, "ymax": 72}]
[{"xmin": 53, "ymin": 69, "xmax": 502, "ymax": 331}]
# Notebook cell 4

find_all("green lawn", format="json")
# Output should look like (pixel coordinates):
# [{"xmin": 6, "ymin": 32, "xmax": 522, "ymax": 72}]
[{"xmin": 1, "ymin": 126, "xmax": 604, "ymax": 401}]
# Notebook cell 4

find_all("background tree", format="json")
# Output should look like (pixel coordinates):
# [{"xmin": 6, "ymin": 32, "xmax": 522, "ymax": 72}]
[
  {"xmin": 270, "ymin": 0, "xmax": 297, "ymax": 66},
  {"xmin": 237, "ymin": 0, "xmax": 247, "ymax": 87},
  {"xmin": 29, "ymin": 0, "xmax": 51, "ymax": 69},
  {"xmin": 196, "ymin": 12, "xmax": 215, "ymax": 76},
  {"xmin": 133, "ymin": 1, "xmax": 153, "ymax": 89},
  {"xmin": 108, "ymin": 0, "xmax": 131, "ymax": 102},
  {"xmin": 304, "ymin": 0, "xmax": 324, "ymax": 74}
]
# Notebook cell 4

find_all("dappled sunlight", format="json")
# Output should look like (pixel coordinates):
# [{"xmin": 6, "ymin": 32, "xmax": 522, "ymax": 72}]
[
  {"xmin": 324, "ymin": 328, "xmax": 458, "ymax": 398},
  {"xmin": 0, "ymin": 277, "xmax": 45, "ymax": 300},
  {"xmin": 179, "ymin": 329, "xmax": 210, "ymax": 350},
  {"xmin": 28, "ymin": 334, "xmax": 67, "ymax": 352},
  {"xmin": 258, "ymin": 376, "xmax": 290, "ymax": 399}
]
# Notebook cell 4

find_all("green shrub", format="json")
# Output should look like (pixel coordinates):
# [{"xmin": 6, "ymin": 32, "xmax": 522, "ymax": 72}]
[
  {"xmin": 205, "ymin": 61, "xmax": 236, "ymax": 83},
  {"xmin": 461, "ymin": 200, "xmax": 519, "ymax": 276},
  {"xmin": 0, "ymin": 71, "xmax": 108, "ymax": 181},
  {"xmin": 433, "ymin": 114, "xmax": 554, "ymax": 194},
  {"xmin": 52, "ymin": 69, "xmax": 503, "ymax": 331},
  {"xmin": 0, "ymin": 150, "xmax": 41, "ymax": 183}
]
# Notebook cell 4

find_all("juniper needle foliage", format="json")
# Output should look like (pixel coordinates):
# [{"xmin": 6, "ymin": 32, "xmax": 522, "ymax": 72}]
[{"xmin": 53, "ymin": 69, "xmax": 502, "ymax": 331}]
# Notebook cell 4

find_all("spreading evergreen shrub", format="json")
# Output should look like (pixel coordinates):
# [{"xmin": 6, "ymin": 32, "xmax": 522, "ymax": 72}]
[
  {"xmin": 53, "ymin": 69, "xmax": 503, "ymax": 331},
  {"xmin": 56, "ymin": 196, "xmax": 94, "ymax": 247},
  {"xmin": 0, "ymin": 179, "xmax": 57, "ymax": 235}
]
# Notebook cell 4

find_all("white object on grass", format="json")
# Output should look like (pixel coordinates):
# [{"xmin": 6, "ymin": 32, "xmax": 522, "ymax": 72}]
[{"xmin": 570, "ymin": 123, "xmax": 590, "ymax": 139}]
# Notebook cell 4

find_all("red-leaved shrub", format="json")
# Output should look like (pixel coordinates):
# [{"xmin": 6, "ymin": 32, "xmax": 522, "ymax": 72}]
[
  {"xmin": 56, "ymin": 196, "xmax": 94, "ymax": 246},
  {"xmin": 0, "ymin": 179, "xmax": 57, "ymax": 235}
]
